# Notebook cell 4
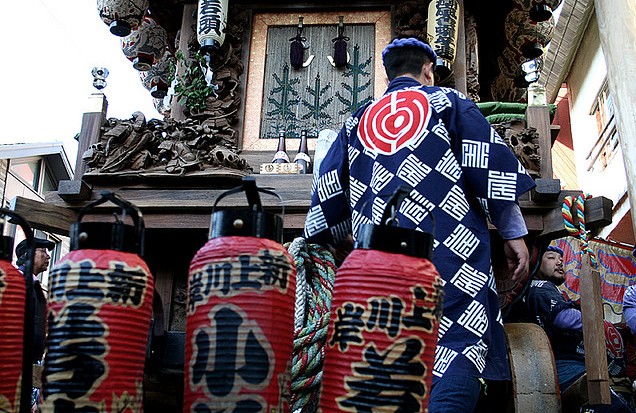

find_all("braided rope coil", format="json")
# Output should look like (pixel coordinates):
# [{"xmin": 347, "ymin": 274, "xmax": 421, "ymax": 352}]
[
  {"xmin": 285, "ymin": 237, "xmax": 337, "ymax": 413},
  {"xmin": 562, "ymin": 193, "xmax": 597, "ymax": 267}
]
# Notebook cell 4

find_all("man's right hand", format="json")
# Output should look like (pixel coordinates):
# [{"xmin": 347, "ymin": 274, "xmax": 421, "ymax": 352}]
[{"xmin": 504, "ymin": 238, "xmax": 529, "ymax": 283}]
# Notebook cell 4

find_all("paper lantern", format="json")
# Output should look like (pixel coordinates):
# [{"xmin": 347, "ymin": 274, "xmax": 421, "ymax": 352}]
[
  {"xmin": 513, "ymin": 0, "xmax": 564, "ymax": 22},
  {"xmin": 121, "ymin": 16, "xmax": 167, "ymax": 71},
  {"xmin": 0, "ymin": 209, "xmax": 35, "ymax": 413},
  {"xmin": 197, "ymin": 0, "xmax": 229, "ymax": 54},
  {"xmin": 141, "ymin": 51, "xmax": 174, "ymax": 98},
  {"xmin": 427, "ymin": 0, "xmax": 460, "ymax": 79},
  {"xmin": 184, "ymin": 177, "xmax": 295, "ymax": 413},
  {"xmin": 41, "ymin": 192, "xmax": 153, "ymax": 413},
  {"xmin": 505, "ymin": 8, "xmax": 554, "ymax": 59},
  {"xmin": 319, "ymin": 189, "xmax": 444, "ymax": 412},
  {"xmin": 97, "ymin": 0, "xmax": 148, "ymax": 37}
]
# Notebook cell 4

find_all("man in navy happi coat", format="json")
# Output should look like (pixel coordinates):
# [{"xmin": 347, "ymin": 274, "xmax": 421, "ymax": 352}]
[{"xmin": 303, "ymin": 37, "xmax": 536, "ymax": 412}]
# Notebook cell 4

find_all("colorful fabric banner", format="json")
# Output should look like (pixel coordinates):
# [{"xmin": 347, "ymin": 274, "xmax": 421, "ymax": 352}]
[{"xmin": 556, "ymin": 237, "xmax": 636, "ymax": 323}]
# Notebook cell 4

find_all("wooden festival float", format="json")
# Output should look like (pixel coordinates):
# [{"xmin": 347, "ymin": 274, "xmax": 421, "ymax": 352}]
[{"xmin": 11, "ymin": 1, "xmax": 617, "ymax": 412}]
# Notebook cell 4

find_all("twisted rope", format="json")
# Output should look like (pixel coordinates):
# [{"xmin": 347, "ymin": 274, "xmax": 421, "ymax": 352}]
[
  {"xmin": 562, "ymin": 193, "xmax": 597, "ymax": 267},
  {"xmin": 285, "ymin": 237, "xmax": 337, "ymax": 413}
]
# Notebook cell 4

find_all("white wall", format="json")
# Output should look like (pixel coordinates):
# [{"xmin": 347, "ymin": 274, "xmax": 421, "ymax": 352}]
[{"xmin": 567, "ymin": 13, "xmax": 628, "ymax": 206}]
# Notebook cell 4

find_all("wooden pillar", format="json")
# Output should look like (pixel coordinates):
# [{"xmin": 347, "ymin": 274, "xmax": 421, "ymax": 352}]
[
  {"xmin": 171, "ymin": 3, "xmax": 197, "ymax": 121},
  {"xmin": 579, "ymin": 254, "xmax": 611, "ymax": 405},
  {"xmin": 594, "ymin": 0, "xmax": 636, "ymax": 240},
  {"xmin": 452, "ymin": 0, "xmax": 467, "ymax": 96},
  {"xmin": 74, "ymin": 93, "xmax": 107, "ymax": 180},
  {"xmin": 526, "ymin": 105, "xmax": 553, "ymax": 179}
]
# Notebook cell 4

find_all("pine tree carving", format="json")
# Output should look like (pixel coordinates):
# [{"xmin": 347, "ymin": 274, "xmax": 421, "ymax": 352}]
[
  {"xmin": 336, "ymin": 44, "xmax": 373, "ymax": 115},
  {"xmin": 301, "ymin": 73, "xmax": 334, "ymax": 131},
  {"xmin": 266, "ymin": 63, "xmax": 300, "ymax": 135}
]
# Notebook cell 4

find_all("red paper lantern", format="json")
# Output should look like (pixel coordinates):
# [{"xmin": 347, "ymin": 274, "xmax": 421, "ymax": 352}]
[
  {"xmin": 184, "ymin": 177, "xmax": 296, "ymax": 413},
  {"xmin": 0, "ymin": 261, "xmax": 26, "ymax": 413},
  {"xmin": 0, "ymin": 209, "xmax": 36, "ymax": 413},
  {"xmin": 319, "ymin": 189, "xmax": 444, "ymax": 412},
  {"xmin": 41, "ymin": 192, "xmax": 153, "ymax": 413}
]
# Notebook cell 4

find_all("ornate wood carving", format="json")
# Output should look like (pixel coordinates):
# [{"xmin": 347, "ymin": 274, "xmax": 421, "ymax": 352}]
[
  {"xmin": 83, "ymin": 6, "xmax": 251, "ymax": 177},
  {"xmin": 465, "ymin": 12, "xmax": 480, "ymax": 102},
  {"xmin": 82, "ymin": 112, "xmax": 251, "ymax": 175},
  {"xmin": 182, "ymin": 4, "xmax": 247, "ymax": 145},
  {"xmin": 492, "ymin": 120, "xmax": 541, "ymax": 178},
  {"xmin": 394, "ymin": 1, "xmax": 429, "ymax": 40}
]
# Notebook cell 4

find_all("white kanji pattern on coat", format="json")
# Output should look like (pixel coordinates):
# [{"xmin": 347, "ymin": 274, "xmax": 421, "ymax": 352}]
[
  {"xmin": 440, "ymin": 185, "xmax": 470, "ymax": 221},
  {"xmin": 434, "ymin": 346, "xmax": 459, "ymax": 377},
  {"xmin": 444, "ymin": 224, "xmax": 480, "ymax": 260},
  {"xmin": 317, "ymin": 169, "xmax": 343, "ymax": 202},
  {"xmin": 436, "ymin": 150, "xmax": 462, "ymax": 183},
  {"xmin": 397, "ymin": 154, "xmax": 432, "ymax": 187},
  {"xmin": 427, "ymin": 90, "xmax": 453, "ymax": 113},
  {"xmin": 458, "ymin": 300, "xmax": 488, "ymax": 337},
  {"xmin": 450, "ymin": 263, "xmax": 489, "ymax": 298},
  {"xmin": 370, "ymin": 162, "xmax": 394, "ymax": 194},
  {"xmin": 463, "ymin": 339, "xmax": 488, "ymax": 373},
  {"xmin": 488, "ymin": 171, "xmax": 517, "ymax": 201},
  {"xmin": 349, "ymin": 177, "xmax": 368, "ymax": 207},
  {"xmin": 304, "ymin": 205, "xmax": 327, "ymax": 236},
  {"xmin": 462, "ymin": 140, "xmax": 490, "ymax": 169},
  {"xmin": 431, "ymin": 119, "xmax": 451, "ymax": 145}
]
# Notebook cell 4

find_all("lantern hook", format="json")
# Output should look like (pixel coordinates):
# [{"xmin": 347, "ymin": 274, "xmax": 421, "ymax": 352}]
[
  {"xmin": 382, "ymin": 186, "xmax": 411, "ymax": 226},
  {"xmin": 72, "ymin": 191, "xmax": 146, "ymax": 255},
  {"xmin": 355, "ymin": 186, "xmax": 436, "ymax": 259},
  {"xmin": 214, "ymin": 176, "xmax": 284, "ymax": 217},
  {"xmin": 211, "ymin": 176, "xmax": 286, "ymax": 242}
]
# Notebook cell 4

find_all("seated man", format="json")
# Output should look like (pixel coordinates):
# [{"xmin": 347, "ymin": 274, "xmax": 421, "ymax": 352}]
[
  {"xmin": 623, "ymin": 284, "xmax": 636, "ymax": 335},
  {"xmin": 519, "ymin": 245, "xmax": 634, "ymax": 412}
]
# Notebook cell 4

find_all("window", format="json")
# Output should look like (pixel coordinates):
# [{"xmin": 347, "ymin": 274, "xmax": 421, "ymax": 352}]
[
  {"xmin": 10, "ymin": 158, "xmax": 42, "ymax": 191},
  {"xmin": 587, "ymin": 80, "xmax": 619, "ymax": 172}
]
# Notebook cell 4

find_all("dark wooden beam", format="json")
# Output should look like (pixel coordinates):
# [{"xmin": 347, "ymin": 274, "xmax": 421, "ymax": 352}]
[
  {"xmin": 10, "ymin": 197, "xmax": 77, "ymax": 236},
  {"xmin": 531, "ymin": 178, "xmax": 561, "ymax": 202},
  {"xmin": 539, "ymin": 196, "xmax": 613, "ymax": 240},
  {"xmin": 58, "ymin": 180, "xmax": 93, "ymax": 202}
]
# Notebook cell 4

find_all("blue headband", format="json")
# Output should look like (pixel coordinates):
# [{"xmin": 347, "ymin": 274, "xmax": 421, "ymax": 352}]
[
  {"xmin": 546, "ymin": 245, "xmax": 564, "ymax": 256},
  {"xmin": 382, "ymin": 38, "xmax": 438, "ymax": 64}
]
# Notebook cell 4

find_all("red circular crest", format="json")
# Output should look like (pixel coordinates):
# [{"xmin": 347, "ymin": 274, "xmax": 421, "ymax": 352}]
[{"xmin": 358, "ymin": 89, "xmax": 431, "ymax": 155}]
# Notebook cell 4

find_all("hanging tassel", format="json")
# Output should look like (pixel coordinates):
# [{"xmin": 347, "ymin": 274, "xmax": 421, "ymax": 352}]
[
  {"xmin": 290, "ymin": 16, "xmax": 306, "ymax": 69},
  {"xmin": 332, "ymin": 16, "xmax": 349, "ymax": 68},
  {"xmin": 290, "ymin": 38, "xmax": 305, "ymax": 68}
]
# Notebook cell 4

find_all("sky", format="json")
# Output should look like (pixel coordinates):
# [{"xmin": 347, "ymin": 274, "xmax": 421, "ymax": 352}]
[{"xmin": 0, "ymin": 0, "xmax": 162, "ymax": 166}]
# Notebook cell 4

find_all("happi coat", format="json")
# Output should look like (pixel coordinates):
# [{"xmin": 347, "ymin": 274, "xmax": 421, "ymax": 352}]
[{"xmin": 303, "ymin": 76, "xmax": 536, "ymax": 382}]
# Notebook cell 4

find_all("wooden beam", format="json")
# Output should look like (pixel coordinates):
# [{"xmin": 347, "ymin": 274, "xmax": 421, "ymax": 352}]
[
  {"xmin": 74, "ymin": 94, "xmax": 107, "ymax": 179},
  {"xmin": 531, "ymin": 178, "xmax": 561, "ymax": 202},
  {"xmin": 10, "ymin": 197, "xmax": 76, "ymax": 236},
  {"xmin": 58, "ymin": 179, "xmax": 93, "ymax": 202},
  {"xmin": 539, "ymin": 196, "xmax": 613, "ymax": 240},
  {"xmin": 46, "ymin": 174, "xmax": 316, "ymax": 211},
  {"xmin": 579, "ymin": 254, "xmax": 611, "ymax": 405}
]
